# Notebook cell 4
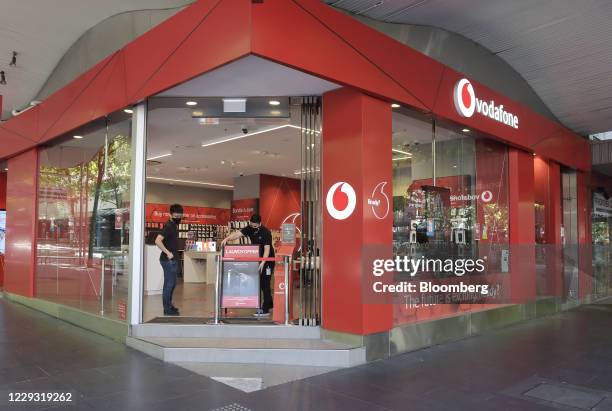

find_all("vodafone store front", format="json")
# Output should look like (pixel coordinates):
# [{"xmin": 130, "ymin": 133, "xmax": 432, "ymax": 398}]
[{"xmin": 0, "ymin": 0, "xmax": 597, "ymax": 362}]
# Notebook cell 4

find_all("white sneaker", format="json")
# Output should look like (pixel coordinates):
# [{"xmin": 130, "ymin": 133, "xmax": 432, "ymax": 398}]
[{"xmin": 253, "ymin": 309, "xmax": 270, "ymax": 317}]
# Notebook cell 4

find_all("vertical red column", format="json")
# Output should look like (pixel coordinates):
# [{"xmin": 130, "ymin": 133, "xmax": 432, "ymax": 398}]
[
  {"xmin": 322, "ymin": 87, "xmax": 393, "ymax": 335},
  {"xmin": 0, "ymin": 170, "xmax": 6, "ymax": 286},
  {"xmin": 508, "ymin": 148, "xmax": 536, "ymax": 303},
  {"xmin": 5, "ymin": 149, "xmax": 38, "ymax": 297}
]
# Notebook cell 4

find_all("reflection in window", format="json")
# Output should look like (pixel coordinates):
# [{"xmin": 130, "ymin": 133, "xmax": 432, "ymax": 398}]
[
  {"xmin": 36, "ymin": 111, "xmax": 133, "ymax": 321},
  {"xmin": 392, "ymin": 111, "xmax": 510, "ymax": 325}
]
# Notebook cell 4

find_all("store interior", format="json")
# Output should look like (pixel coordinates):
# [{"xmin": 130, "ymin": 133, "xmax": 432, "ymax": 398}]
[{"xmin": 140, "ymin": 56, "xmax": 337, "ymax": 323}]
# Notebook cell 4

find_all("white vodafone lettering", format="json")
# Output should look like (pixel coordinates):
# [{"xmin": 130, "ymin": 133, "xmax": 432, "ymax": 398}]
[{"xmin": 455, "ymin": 78, "xmax": 519, "ymax": 129}]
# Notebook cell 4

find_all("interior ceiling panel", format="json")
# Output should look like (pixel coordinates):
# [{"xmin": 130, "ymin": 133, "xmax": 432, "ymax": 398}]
[
  {"xmin": 325, "ymin": 0, "xmax": 612, "ymax": 135},
  {"xmin": 0, "ymin": 0, "xmax": 193, "ymax": 120}
]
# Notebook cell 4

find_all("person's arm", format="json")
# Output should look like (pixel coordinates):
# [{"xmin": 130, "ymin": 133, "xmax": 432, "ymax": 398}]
[
  {"xmin": 155, "ymin": 234, "xmax": 173, "ymax": 260},
  {"xmin": 259, "ymin": 244, "xmax": 271, "ymax": 273},
  {"xmin": 221, "ymin": 230, "xmax": 244, "ymax": 247}
]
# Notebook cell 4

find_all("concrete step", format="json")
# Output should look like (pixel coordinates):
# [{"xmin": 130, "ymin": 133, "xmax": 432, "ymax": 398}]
[
  {"xmin": 126, "ymin": 336, "xmax": 365, "ymax": 368},
  {"xmin": 131, "ymin": 323, "xmax": 321, "ymax": 340}
]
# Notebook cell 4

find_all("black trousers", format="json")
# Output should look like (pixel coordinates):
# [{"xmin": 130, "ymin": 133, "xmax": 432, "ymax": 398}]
[{"xmin": 260, "ymin": 261, "xmax": 275, "ymax": 313}]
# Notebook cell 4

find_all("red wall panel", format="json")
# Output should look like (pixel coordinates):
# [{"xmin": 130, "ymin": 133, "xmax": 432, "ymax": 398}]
[
  {"xmin": 4, "ymin": 149, "xmax": 38, "ymax": 297},
  {"xmin": 508, "ymin": 148, "xmax": 536, "ymax": 302},
  {"xmin": 0, "ymin": 172, "xmax": 6, "ymax": 210},
  {"xmin": 251, "ymin": 0, "xmax": 426, "ymax": 111}
]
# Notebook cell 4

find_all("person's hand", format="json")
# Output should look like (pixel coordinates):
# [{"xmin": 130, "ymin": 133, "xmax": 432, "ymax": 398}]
[
  {"xmin": 166, "ymin": 251, "xmax": 174, "ymax": 260},
  {"xmin": 259, "ymin": 262, "xmax": 264, "ymax": 273}
]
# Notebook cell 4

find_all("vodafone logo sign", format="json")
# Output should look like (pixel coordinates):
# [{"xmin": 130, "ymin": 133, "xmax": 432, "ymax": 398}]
[
  {"xmin": 453, "ymin": 78, "xmax": 519, "ymax": 129},
  {"xmin": 453, "ymin": 78, "xmax": 476, "ymax": 118},
  {"xmin": 481, "ymin": 190, "xmax": 493, "ymax": 203},
  {"xmin": 326, "ymin": 182, "xmax": 356, "ymax": 220}
]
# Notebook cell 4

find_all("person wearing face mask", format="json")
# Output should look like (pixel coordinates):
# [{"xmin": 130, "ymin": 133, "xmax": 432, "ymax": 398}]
[
  {"xmin": 155, "ymin": 203, "xmax": 183, "ymax": 316},
  {"xmin": 221, "ymin": 214, "xmax": 275, "ymax": 317}
]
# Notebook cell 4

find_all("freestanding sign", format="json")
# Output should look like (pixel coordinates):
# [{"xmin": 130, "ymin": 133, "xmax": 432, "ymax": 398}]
[{"xmin": 221, "ymin": 245, "xmax": 260, "ymax": 308}]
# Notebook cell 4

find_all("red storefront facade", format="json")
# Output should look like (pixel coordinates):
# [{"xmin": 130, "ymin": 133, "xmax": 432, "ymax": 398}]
[{"xmin": 0, "ymin": 0, "xmax": 593, "ymax": 354}]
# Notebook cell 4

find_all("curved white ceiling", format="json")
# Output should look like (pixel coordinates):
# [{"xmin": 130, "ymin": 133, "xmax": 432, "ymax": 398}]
[
  {"xmin": 326, "ymin": 0, "xmax": 612, "ymax": 135},
  {"xmin": 0, "ymin": 0, "xmax": 193, "ymax": 119}
]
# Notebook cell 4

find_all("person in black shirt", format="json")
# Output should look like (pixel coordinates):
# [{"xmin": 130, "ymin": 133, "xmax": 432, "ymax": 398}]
[
  {"xmin": 155, "ymin": 204, "xmax": 183, "ymax": 316},
  {"xmin": 221, "ymin": 214, "xmax": 275, "ymax": 316}
]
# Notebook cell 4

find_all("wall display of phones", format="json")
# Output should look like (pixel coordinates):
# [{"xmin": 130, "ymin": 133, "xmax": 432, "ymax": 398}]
[{"xmin": 229, "ymin": 221, "xmax": 252, "ymax": 244}]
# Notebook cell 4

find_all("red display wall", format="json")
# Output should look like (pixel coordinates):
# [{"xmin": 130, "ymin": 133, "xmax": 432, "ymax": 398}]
[
  {"xmin": 145, "ymin": 203, "xmax": 229, "ymax": 225},
  {"xmin": 259, "ymin": 175, "xmax": 301, "ymax": 230}
]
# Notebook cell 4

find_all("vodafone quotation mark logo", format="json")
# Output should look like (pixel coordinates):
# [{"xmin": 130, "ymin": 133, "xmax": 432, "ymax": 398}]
[
  {"xmin": 326, "ymin": 182, "xmax": 356, "ymax": 220},
  {"xmin": 453, "ymin": 78, "xmax": 476, "ymax": 118},
  {"xmin": 368, "ymin": 181, "xmax": 390, "ymax": 220}
]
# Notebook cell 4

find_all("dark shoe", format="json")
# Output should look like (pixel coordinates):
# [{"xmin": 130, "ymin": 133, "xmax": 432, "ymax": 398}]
[
  {"xmin": 171, "ymin": 305, "xmax": 179, "ymax": 312},
  {"xmin": 164, "ymin": 310, "xmax": 179, "ymax": 316}
]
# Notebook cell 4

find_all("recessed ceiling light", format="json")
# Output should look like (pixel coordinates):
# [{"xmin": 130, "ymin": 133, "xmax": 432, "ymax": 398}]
[
  {"xmin": 462, "ymin": 128, "xmax": 470, "ymax": 133},
  {"xmin": 3, "ymin": 168, "xmax": 7, "ymax": 171},
  {"xmin": 73, "ymin": 135, "xmax": 83, "ymax": 139},
  {"xmin": 220, "ymin": 160, "xmax": 226, "ymax": 165},
  {"xmin": 391, "ymin": 103, "xmax": 400, "ymax": 108},
  {"xmin": 192, "ymin": 110, "xmax": 204, "ymax": 117},
  {"xmin": 186, "ymin": 101, "xmax": 197, "ymax": 106},
  {"xmin": 392, "ymin": 148, "xmax": 411, "ymax": 156},
  {"xmin": 269, "ymin": 100, "xmax": 281, "ymax": 106},
  {"xmin": 124, "ymin": 108, "xmax": 133, "ymax": 114}
]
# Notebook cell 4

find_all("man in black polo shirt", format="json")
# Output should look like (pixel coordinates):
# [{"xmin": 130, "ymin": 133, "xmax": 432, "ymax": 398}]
[
  {"xmin": 155, "ymin": 204, "xmax": 183, "ymax": 316},
  {"xmin": 221, "ymin": 214, "xmax": 275, "ymax": 316}
]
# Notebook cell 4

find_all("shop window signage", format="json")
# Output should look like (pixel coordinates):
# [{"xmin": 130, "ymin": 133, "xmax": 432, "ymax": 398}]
[{"xmin": 454, "ymin": 78, "xmax": 519, "ymax": 129}]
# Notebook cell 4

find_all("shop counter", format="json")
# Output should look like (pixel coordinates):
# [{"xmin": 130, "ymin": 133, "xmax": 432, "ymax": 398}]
[
  {"xmin": 183, "ymin": 251, "xmax": 220, "ymax": 283},
  {"xmin": 144, "ymin": 245, "xmax": 163, "ymax": 295}
]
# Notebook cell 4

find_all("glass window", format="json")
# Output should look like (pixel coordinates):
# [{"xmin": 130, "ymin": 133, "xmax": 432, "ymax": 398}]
[
  {"xmin": 392, "ymin": 111, "xmax": 509, "ymax": 325},
  {"xmin": 36, "ymin": 110, "xmax": 133, "ymax": 321}
]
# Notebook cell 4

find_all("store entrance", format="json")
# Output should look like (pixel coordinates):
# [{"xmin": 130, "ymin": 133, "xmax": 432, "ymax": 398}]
[{"xmin": 142, "ymin": 96, "xmax": 321, "ymax": 325}]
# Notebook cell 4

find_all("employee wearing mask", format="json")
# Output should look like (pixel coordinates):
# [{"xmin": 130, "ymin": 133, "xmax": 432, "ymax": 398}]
[
  {"xmin": 221, "ymin": 214, "xmax": 275, "ymax": 317},
  {"xmin": 155, "ymin": 204, "xmax": 183, "ymax": 316}
]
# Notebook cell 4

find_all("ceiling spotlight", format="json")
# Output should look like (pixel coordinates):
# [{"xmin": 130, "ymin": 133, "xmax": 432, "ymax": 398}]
[
  {"xmin": 269, "ymin": 100, "xmax": 281, "ymax": 106},
  {"xmin": 462, "ymin": 128, "xmax": 470, "ymax": 133},
  {"xmin": 3, "ymin": 168, "xmax": 7, "ymax": 172},
  {"xmin": 10, "ymin": 51, "xmax": 17, "ymax": 67},
  {"xmin": 124, "ymin": 108, "xmax": 133, "ymax": 114},
  {"xmin": 0, "ymin": 71, "xmax": 6, "ymax": 85},
  {"xmin": 391, "ymin": 103, "xmax": 400, "ymax": 108},
  {"xmin": 73, "ymin": 135, "xmax": 83, "ymax": 139},
  {"xmin": 186, "ymin": 101, "xmax": 197, "ymax": 106},
  {"xmin": 220, "ymin": 160, "xmax": 226, "ymax": 165}
]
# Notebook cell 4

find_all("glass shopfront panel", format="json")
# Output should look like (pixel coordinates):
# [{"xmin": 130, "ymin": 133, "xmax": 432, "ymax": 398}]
[
  {"xmin": 392, "ymin": 111, "xmax": 509, "ymax": 325},
  {"xmin": 36, "ymin": 110, "xmax": 133, "ymax": 321}
]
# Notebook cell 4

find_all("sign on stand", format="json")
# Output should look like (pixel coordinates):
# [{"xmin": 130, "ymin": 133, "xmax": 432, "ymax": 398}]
[{"xmin": 221, "ymin": 245, "xmax": 260, "ymax": 308}]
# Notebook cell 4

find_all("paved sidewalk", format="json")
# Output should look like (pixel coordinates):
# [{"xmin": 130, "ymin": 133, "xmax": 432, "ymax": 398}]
[{"xmin": 2, "ymin": 298, "xmax": 612, "ymax": 410}]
